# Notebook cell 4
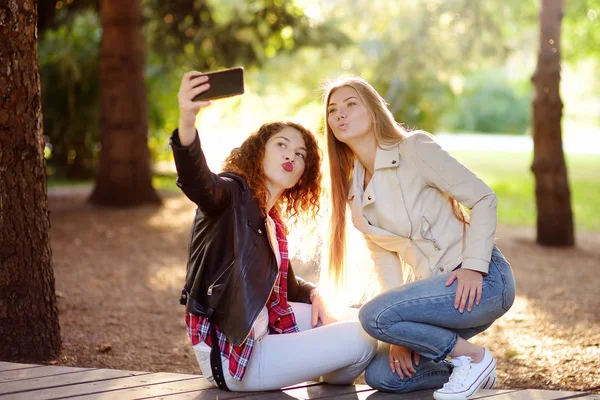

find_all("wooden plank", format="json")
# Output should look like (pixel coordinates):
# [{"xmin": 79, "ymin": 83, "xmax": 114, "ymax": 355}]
[
  {"xmin": 554, "ymin": 394, "xmax": 597, "ymax": 400},
  {"xmin": 70, "ymin": 377, "xmax": 211, "ymax": 400},
  {"xmin": 138, "ymin": 389, "xmax": 264, "ymax": 400},
  {"xmin": 0, "ymin": 366, "xmax": 93, "ymax": 383},
  {"xmin": 0, "ymin": 368, "xmax": 145, "ymax": 397},
  {"xmin": 0, "ymin": 362, "xmax": 43, "ymax": 372},
  {"xmin": 0, "ymin": 372, "xmax": 196, "ymax": 400},
  {"xmin": 301, "ymin": 389, "xmax": 380, "ymax": 400},
  {"xmin": 279, "ymin": 383, "xmax": 379, "ymax": 399},
  {"xmin": 468, "ymin": 389, "xmax": 589, "ymax": 399},
  {"xmin": 472, "ymin": 389, "xmax": 524, "ymax": 398},
  {"xmin": 138, "ymin": 381, "xmax": 324, "ymax": 400}
]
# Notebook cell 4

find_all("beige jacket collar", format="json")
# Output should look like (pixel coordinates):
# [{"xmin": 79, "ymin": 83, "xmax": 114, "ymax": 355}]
[{"xmin": 347, "ymin": 144, "xmax": 401, "ymax": 200}]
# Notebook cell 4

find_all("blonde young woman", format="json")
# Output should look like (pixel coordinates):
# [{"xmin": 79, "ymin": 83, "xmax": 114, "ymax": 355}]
[{"xmin": 323, "ymin": 76, "xmax": 516, "ymax": 400}]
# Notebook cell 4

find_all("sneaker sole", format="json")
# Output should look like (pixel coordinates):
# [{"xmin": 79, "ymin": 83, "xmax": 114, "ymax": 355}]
[
  {"xmin": 433, "ymin": 362, "xmax": 497, "ymax": 400},
  {"xmin": 481, "ymin": 371, "xmax": 497, "ymax": 390}
]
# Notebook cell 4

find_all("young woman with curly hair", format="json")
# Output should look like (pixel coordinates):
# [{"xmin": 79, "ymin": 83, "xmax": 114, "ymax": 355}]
[
  {"xmin": 323, "ymin": 76, "xmax": 516, "ymax": 400},
  {"xmin": 171, "ymin": 71, "xmax": 377, "ymax": 392}
]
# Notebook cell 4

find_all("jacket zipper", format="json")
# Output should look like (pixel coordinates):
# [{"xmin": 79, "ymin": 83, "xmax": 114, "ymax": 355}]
[
  {"xmin": 421, "ymin": 216, "xmax": 441, "ymax": 251},
  {"xmin": 207, "ymin": 259, "xmax": 235, "ymax": 295},
  {"xmin": 238, "ymin": 268, "xmax": 278, "ymax": 345},
  {"xmin": 239, "ymin": 216, "xmax": 279, "ymax": 344}
]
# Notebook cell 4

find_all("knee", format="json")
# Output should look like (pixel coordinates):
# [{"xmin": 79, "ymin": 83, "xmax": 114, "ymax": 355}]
[{"xmin": 358, "ymin": 301, "xmax": 379, "ymax": 336}]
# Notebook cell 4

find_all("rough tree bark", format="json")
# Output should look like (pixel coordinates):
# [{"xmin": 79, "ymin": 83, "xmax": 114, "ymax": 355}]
[
  {"xmin": 531, "ymin": 0, "xmax": 574, "ymax": 247},
  {"xmin": 0, "ymin": 0, "xmax": 61, "ymax": 361},
  {"xmin": 89, "ymin": 0, "xmax": 161, "ymax": 206}
]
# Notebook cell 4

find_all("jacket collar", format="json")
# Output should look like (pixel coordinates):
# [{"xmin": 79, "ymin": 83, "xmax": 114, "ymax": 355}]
[{"xmin": 347, "ymin": 144, "xmax": 401, "ymax": 200}]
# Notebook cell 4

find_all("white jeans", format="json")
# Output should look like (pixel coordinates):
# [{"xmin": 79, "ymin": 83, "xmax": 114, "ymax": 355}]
[{"xmin": 192, "ymin": 302, "xmax": 378, "ymax": 391}]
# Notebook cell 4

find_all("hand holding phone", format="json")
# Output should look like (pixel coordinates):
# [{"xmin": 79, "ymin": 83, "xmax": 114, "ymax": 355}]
[{"xmin": 192, "ymin": 67, "xmax": 245, "ymax": 102}]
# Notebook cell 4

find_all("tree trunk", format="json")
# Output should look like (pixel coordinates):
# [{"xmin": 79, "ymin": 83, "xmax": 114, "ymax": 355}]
[
  {"xmin": 0, "ymin": 0, "xmax": 62, "ymax": 361},
  {"xmin": 89, "ymin": 0, "xmax": 161, "ymax": 206},
  {"xmin": 530, "ymin": 0, "xmax": 574, "ymax": 247}
]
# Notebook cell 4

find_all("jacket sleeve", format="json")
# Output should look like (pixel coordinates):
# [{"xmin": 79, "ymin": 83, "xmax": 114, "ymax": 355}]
[
  {"xmin": 287, "ymin": 260, "xmax": 317, "ymax": 304},
  {"xmin": 170, "ymin": 129, "xmax": 236, "ymax": 214},
  {"xmin": 409, "ymin": 132, "xmax": 497, "ymax": 274},
  {"xmin": 364, "ymin": 235, "xmax": 409, "ymax": 292}
]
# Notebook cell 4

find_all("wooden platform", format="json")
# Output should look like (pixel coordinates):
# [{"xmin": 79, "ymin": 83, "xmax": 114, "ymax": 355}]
[{"xmin": 0, "ymin": 362, "xmax": 596, "ymax": 400}]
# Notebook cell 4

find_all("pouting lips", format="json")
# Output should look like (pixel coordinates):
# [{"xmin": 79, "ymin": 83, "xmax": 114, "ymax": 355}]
[{"xmin": 282, "ymin": 162, "xmax": 294, "ymax": 172}]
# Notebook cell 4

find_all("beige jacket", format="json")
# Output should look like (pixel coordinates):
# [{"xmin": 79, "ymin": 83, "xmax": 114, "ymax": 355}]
[{"xmin": 348, "ymin": 132, "xmax": 497, "ymax": 291}]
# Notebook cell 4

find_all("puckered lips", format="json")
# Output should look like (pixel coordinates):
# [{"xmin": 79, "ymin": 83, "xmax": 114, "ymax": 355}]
[{"xmin": 281, "ymin": 162, "xmax": 294, "ymax": 172}]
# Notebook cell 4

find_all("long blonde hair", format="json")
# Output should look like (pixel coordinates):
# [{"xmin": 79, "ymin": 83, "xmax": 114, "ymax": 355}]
[{"xmin": 323, "ymin": 76, "xmax": 468, "ymax": 287}]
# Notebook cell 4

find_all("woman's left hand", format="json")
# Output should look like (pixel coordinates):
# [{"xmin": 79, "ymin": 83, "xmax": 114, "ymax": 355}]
[
  {"xmin": 310, "ymin": 289, "xmax": 338, "ymax": 327},
  {"xmin": 445, "ymin": 269, "xmax": 484, "ymax": 313}
]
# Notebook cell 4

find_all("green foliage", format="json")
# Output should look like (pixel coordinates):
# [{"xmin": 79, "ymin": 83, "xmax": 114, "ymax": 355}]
[
  {"xmin": 38, "ymin": 1, "xmax": 349, "ymax": 169},
  {"xmin": 444, "ymin": 70, "xmax": 532, "ymax": 134},
  {"xmin": 452, "ymin": 150, "xmax": 600, "ymax": 232},
  {"xmin": 301, "ymin": 0, "xmax": 540, "ymax": 132},
  {"xmin": 142, "ymin": 0, "xmax": 349, "ymax": 71},
  {"xmin": 563, "ymin": 0, "xmax": 600, "ymax": 61},
  {"xmin": 39, "ymin": 11, "xmax": 101, "ymax": 179}
]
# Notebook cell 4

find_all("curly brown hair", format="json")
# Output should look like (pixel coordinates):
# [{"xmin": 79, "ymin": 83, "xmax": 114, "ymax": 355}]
[{"xmin": 222, "ymin": 121, "xmax": 322, "ymax": 224}]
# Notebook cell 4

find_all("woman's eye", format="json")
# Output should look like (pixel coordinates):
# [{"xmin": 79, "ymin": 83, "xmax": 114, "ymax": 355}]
[
  {"xmin": 328, "ymin": 108, "xmax": 336, "ymax": 114},
  {"xmin": 348, "ymin": 102, "xmax": 356, "ymax": 107},
  {"xmin": 296, "ymin": 153, "xmax": 305, "ymax": 159},
  {"xmin": 278, "ymin": 142, "xmax": 286, "ymax": 148}
]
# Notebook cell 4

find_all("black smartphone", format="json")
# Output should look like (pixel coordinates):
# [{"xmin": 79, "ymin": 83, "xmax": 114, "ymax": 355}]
[{"xmin": 192, "ymin": 67, "xmax": 245, "ymax": 101}]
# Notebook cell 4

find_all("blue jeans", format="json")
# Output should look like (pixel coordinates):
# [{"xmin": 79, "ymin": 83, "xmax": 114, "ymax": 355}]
[{"xmin": 358, "ymin": 245, "xmax": 516, "ymax": 393}]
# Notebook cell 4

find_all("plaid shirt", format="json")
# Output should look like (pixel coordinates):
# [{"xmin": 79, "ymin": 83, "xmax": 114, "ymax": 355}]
[{"xmin": 186, "ymin": 210, "xmax": 299, "ymax": 381}]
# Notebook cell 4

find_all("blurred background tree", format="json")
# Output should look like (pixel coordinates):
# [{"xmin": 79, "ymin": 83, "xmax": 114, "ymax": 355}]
[
  {"xmin": 38, "ymin": 0, "xmax": 348, "ymax": 181},
  {"xmin": 38, "ymin": 0, "xmax": 599, "ymax": 203}
]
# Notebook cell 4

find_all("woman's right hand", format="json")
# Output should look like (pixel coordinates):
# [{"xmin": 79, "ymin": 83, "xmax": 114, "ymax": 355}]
[
  {"xmin": 177, "ymin": 71, "xmax": 212, "ymax": 146},
  {"xmin": 389, "ymin": 344, "xmax": 419, "ymax": 379}
]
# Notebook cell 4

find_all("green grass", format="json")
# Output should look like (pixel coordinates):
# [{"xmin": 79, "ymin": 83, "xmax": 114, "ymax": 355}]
[
  {"xmin": 46, "ymin": 152, "xmax": 600, "ymax": 232},
  {"xmin": 451, "ymin": 151, "xmax": 600, "ymax": 232},
  {"xmin": 152, "ymin": 173, "xmax": 179, "ymax": 192},
  {"xmin": 46, "ymin": 174, "xmax": 180, "ymax": 192}
]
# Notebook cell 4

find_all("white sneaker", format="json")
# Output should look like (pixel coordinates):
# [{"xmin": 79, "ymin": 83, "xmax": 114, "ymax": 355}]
[
  {"xmin": 481, "ymin": 371, "xmax": 497, "ymax": 390},
  {"xmin": 433, "ymin": 348, "xmax": 497, "ymax": 400}
]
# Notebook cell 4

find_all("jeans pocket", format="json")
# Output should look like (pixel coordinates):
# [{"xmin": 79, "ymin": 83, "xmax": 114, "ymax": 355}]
[{"xmin": 491, "ymin": 247, "xmax": 516, "ymax": 312}]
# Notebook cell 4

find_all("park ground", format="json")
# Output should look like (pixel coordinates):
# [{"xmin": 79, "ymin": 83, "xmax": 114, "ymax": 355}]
[{"xmin": 46, "ymin": 187, "xmax": 600, "ymax": 394}]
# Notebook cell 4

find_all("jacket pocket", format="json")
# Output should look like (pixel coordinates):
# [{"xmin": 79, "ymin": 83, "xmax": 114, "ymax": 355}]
[
  {"xmin": 207, "ymin": 259, "xmax": 235, "ymax": 295},
  {"xmin": 420, "ymin": 216, "xmax": 441, "ymax": 251}
]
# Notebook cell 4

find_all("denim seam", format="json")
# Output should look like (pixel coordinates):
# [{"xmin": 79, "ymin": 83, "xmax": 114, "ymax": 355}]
[
  {"xmin": 373, "ymin": 294, "xmax": 459, "ymax": 361},
  {"xmin": 491, "ymin": 254, "xmax": 512, "ymax": 311},
  {"xmin": 433, "ymin": 332, "xmax": 458, "ymax": 362},
  {"xmin": 392, "ymin": 367, "xmax": 451, "ymax": 390}
]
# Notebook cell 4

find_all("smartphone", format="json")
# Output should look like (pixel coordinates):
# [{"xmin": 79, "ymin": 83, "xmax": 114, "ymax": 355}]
[{"xmin": 192, "ymin": 67, "xmax": 245, "ymax": 102}]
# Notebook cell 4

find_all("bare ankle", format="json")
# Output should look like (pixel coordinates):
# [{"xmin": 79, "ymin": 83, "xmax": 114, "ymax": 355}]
[{"xmin": 471, "ymin": 347, "xmax": 485, "ymax": 363}]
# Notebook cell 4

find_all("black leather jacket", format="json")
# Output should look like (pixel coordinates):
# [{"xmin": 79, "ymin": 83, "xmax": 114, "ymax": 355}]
[{"xmin": 171, "ymin": 130, "xmax": 316, "ymax": 346}]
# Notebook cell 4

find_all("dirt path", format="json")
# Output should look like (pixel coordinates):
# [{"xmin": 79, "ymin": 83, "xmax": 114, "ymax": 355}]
[{"xmin": 47, "ymin": 190, "xmax": 600, "ymax": 393}]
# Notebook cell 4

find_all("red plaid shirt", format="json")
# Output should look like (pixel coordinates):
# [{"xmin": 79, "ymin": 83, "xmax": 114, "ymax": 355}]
[{"xmin": 186, "ymin": 210, "xmax": 299, "ymax": 381}]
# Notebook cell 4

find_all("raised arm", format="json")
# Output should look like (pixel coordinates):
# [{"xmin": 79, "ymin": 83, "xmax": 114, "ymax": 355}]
[
  {"xmin": 171, "ymin": 72, "xmax": 237, "ymax": 214},
  {"xmin": 178, "ymin": 71, "xmax": 211, "ymax": 146}
]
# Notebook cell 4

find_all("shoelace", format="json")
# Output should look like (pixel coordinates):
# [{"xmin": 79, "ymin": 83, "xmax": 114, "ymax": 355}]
[{"xmin": 442, "ymin": 356, "xmax": 473, "ymax": 391}]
